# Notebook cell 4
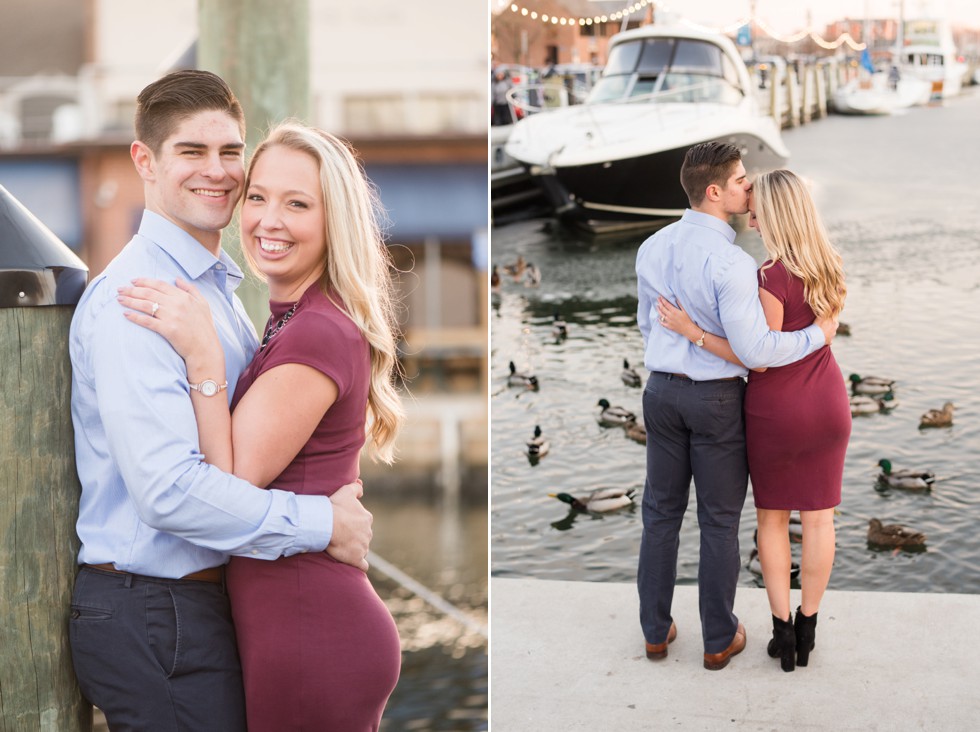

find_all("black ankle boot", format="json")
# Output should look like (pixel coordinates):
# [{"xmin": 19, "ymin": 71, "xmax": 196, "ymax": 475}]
[
  {"xmin": 767, "ymin": 614, "xmax": 796, "ymax": 672},
  {"xmin": 794, "ymin": 606, "xmax": 818, "ymax": 667}
]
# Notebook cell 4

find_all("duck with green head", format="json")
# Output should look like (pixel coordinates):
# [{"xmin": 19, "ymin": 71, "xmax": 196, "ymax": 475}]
[
  {"xmin": 850, "ymin": 391, "xmax": 898, "ymax": 416},
  {"xmin": 849, "ymin": 373, "xmax": 895, "ymax": 396},
  {"xmin": 597, "ymin": 398, "xmax": 636, "ymax": 427},
  {"xmin": 621, "ymin": 359, "xmax": 642, "ymax": 388},
  {"xmin": 549, "ymin": 488, "xmax": 636, "ymax": 513},
  {"xmin": 876, "ymin": 459, "xmax": 935, "ymax": 491},
  {"xmin": 526, "ymin": 425, "xmax": 550, "ymax": 459}
]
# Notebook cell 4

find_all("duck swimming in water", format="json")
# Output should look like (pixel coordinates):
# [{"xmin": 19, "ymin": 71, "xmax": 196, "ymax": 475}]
[
  {"xmin": 621, "ymin": 359, "xmax": 642, "ymax": 388},
  {"xmin": 919, "ymin": 402, "xmax": 954, "ymax": 429},
  {"xmin": 876, "ymin": 459, "xmax": 935, "ymax": 491},
  {"xmin": 548, "ymin": 488, "xmax": 636, "ymax": 513},
  {"xmin": 525, "ymin": 425, "xmax": 550, "ymax": 459},
  {"xmin": 508, "ymin": 361, "xmax": 539, "ymax": 390},
  {"xmin": 867, "ymin": 518, "xmax": 926, "ymax": 548},
  {"xmin": 850, "ymin": 392, "xmax": 898, "ymax": 416},
  {"xmin": 596, "ymin": 398, "xmax": 636, "ymax": 427},
  {"xmin": 849, "ymin": 373, "xmax": 896, "ymax": 396}
]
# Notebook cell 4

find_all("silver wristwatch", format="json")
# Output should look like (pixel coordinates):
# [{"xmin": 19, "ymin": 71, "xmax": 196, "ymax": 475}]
[{"xmin": 188, "ymin": 378, "xmax": 228, "ymax": 397}]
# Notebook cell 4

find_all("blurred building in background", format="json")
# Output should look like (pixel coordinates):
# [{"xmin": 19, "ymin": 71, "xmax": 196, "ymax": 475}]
[{"xmin": 0, "ymin": 0, "xmax": 488, "ymax": 494}]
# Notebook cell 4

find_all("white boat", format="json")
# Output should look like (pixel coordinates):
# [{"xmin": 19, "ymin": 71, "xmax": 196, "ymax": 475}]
[
  {"xmin": 504, "ymin": 25, "xmax": 788, "ymax": 232},
  {"xmin": 895, "ymin": 18, "xmax": 968, "ymax": 99},
  {"xmin": 832, "ymin": 72, "xmax": 932, "ymax": 115}
]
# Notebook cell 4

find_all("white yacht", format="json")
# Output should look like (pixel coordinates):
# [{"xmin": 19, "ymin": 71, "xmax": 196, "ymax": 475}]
[
  {"xmin": 504, "ymin": 25, "xmax": 788, "ymax": 232},
  {"xmin": 895, "ymin": 18, "xmax": 968, "ymax": 99}
]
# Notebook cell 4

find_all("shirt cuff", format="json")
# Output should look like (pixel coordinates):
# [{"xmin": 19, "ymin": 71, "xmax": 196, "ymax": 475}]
[
  {"xmin": 803, "ymin": 323, "xmax": 824, "ymax": 353},
  {"xmin": 288, "ymin": 493, "xmax": 333, "ymax": 554}
]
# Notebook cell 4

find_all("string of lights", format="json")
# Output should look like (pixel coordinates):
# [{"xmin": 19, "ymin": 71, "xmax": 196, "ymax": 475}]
[
  {"xmin": 505, "ymin": 1, "xmax": 651, "ymax": 27},
  {"xmin": 503, "ymin": 1, "xmax": 866, "ymax": 50}
]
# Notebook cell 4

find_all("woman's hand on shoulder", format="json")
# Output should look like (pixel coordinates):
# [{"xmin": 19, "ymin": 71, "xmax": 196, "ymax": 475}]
[{"xmin": 118, "ymin": 277, "xmax": 223, "ymax": 365}]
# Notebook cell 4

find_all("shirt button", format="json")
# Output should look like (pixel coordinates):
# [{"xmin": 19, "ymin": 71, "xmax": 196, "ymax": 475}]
[
  {"xmin": 251, "ymin": 549, "xmax": 258, "ymax": 555},
  {"xmin": 215, "ymin": 263, "xmax": 225, "ymax": 270}
]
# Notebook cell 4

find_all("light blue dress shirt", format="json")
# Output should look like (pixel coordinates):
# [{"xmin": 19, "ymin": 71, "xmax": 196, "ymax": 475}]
[
  {"xmin": 636, "ymin": 209, "xmax": 823, "ymax": 381},
  {"xmin": 70, "ymin": 210, "xmax": 332, "ymax": 578}
]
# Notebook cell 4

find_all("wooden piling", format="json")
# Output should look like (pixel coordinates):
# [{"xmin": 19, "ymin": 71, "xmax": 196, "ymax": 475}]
[{"xmin": 0, "ymin": 306, "xmax": 90, "ymax": 732}]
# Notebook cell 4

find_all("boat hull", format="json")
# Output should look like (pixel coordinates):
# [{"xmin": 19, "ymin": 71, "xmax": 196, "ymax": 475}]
[{"xmin": 527, "ymin": 133, "xmax": 787, "ymax": 230}]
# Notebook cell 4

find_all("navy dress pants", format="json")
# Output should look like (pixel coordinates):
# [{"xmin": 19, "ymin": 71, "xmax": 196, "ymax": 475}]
[
  {"xmin": 637, "ymin": 372, "xmax": 748, "ymax": 654},
  {"xmin": 70, "ymin": 565, "xmax": 247, "ymax": 732}
]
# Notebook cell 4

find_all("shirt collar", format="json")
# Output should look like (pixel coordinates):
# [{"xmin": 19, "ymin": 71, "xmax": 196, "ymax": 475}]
[
  {"xmin": 137, "ymin": 210, "xmax": 245, "ymax": 285},
  {"xmin": 681, "ymin": 209, "xmax": 737, "ymax": 245}
]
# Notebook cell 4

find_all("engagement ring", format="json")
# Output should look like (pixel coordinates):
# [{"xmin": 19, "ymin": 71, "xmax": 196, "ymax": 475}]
[{"xmin": 150, "ymin": 302, "xmax": 159, "ymax": 317}]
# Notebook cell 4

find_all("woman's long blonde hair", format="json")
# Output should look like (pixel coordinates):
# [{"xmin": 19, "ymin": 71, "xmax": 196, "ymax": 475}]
[
  {"xmin": 753, "ymin": 169, "xmax": 846, "ymax": 318},
  {"xmin": 245, "ymin": 121, "xmax": 404, "ymax": 462}
]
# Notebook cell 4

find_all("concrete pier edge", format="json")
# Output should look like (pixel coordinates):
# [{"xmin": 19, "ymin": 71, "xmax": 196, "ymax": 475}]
[{"xmin": 491, "ymin": 577, "xmax": 980, "ymax": 730}]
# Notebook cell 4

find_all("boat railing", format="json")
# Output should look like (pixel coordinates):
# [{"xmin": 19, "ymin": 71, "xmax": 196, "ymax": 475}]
[{"xmin": 505, "ymin": 83, "xmax": 589, "ymax": 120}]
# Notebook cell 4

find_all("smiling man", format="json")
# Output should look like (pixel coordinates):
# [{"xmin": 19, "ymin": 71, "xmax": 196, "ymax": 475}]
[{"xmin": 67, "ymin": 70, "xmax": 372, "ymax": 731}]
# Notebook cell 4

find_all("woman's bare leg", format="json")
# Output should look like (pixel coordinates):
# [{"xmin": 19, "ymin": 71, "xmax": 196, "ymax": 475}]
[
  {"xmin": 757, "ymin": 508, "xmax": 792, "ymax": 620},
  {"xmin": 799, "ymin": 508, "xmax": 836, "ymax": 615}
]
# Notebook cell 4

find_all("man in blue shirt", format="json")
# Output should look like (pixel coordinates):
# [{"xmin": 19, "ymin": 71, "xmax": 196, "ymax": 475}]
[
  {"xmin": 69, "ymin": 70, "xmax": 372, "ymax": 730},
  {"xmin": 635, "ymin": 142, "xmax": 837, "ymax": 670}
]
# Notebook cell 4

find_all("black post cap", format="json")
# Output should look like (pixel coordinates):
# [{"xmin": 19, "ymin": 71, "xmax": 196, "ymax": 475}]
[{"xmin": 0, "ymin": 184, "xmax": 88, "ymax": 307}]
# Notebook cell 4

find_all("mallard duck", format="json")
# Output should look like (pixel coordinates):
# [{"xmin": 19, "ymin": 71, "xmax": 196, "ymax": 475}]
[
  {"xmin": 836, "ymin": 322, "xmax": 851, "ymax": 336},
  {"xmin": 747, "ymin": 548, "xmax": 801, "ymax": 579},
  {"xmin": 621, "ymin": 359, "xmax": 642, "ymax": 388},
  {"xmin": 877, "ymin": 459, "xmax": 935, "ymax": 491},
  {"xmin": 867, "ymin": 518, "xmax": 926, "ymax": 548},
  {"xmin": 549, "ymin": 488, "xmax": 636, "ymax": 513},
  {"xmin": 552, "ymin": 312, "xmax": 568, "ymax": 340},
  {"xmin": 919, "ymin": 402, "xmax": 954, "ymax": 429},
  {"xmin": 507, "ymin": 361, "xmax": 539, "ymax": 390},
  {"xmin": 623, "ymin": 418, "xmax": 646, "ymax": 445},
  {"xmin": 597, "ymin": 398, "xmax": 636, "ymax": 427},
  {"xmin": 524, "ymin": 263, "xmax": 541, "ymax": 287},
  {"xmin": 849, "ymin": 373, "xmax": 896, "ymax": 396},
  {"xmin": 850, "ymin": 391, "xmax": 898, "ymax": 416},
  {"xmin": 525, "ymin": 425, "xmax": 550, "ymax": 458}
]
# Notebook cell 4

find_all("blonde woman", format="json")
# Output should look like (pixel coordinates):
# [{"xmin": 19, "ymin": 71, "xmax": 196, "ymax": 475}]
[
  {"xmin": 657, "ymin": 169, "xmax": 849, "ymax": 673},
  {"xmin": 120, "ymin": 121, "xmax": 404, "ymax": 729}
]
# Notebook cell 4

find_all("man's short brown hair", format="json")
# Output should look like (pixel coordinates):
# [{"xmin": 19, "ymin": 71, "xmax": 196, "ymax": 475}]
[
  {"xmin": 680, "ymin": 141, "xmax": 742, "ymax": 207},
  {"xmin": 135, "ymin": 70, "xmax": 245, "ymax": 153}
]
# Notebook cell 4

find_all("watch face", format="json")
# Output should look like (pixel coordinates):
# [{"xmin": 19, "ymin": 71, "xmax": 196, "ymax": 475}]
[{"xmin": 201, "ymin": 380, "xmax": 219, "ymax": 397}]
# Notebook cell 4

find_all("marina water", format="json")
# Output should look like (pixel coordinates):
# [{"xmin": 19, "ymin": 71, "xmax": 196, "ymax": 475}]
[
  {"xmin": 490, "ymin": 89, "xmax": 980, "ymax": 595},
  {"xmin": 371, "ymin": 491, "xmax": 487, "ymax": 730}
]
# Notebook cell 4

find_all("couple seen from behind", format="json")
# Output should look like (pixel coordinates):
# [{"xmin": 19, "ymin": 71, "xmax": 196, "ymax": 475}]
[
  {"xmin": 636, "ymin": 142, "xmax": 850, "ymax": 672},
  {"xmin": 69, "ymin": 69, "xmax": 404, "ymax": 731}
]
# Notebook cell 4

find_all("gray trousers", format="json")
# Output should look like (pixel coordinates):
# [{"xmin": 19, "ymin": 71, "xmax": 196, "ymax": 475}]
[
  {"xmin": 637, "ymin": 371, "xmax": 748, "ymax": 654},
  {"xmin": 70, "ymin": 565, "xmax": 247, "ymax": 732}
]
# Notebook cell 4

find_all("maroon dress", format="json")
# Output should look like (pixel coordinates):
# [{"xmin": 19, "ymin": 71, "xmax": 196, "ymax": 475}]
[
  {"xmin": 745, "ymin": 260, "xmax": 851, "ymax": 510},
  {"xmin": 226, "ymin": 284, "xmax": 400, "ymax": 731}
]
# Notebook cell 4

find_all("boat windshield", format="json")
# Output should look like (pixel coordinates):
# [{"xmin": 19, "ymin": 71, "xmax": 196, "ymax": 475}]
[{"xmin": 588, "ymin": 37, "xmax": 745, "ymax": 105}]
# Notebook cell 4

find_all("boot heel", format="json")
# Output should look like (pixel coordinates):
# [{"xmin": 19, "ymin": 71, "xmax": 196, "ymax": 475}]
[
  {"xmin": 794, "ymin": 606, "xmax": 818, "ymax": 668},
  {"xmin": 768, "ymin": 615, "xmax": 795, "ymax": 672}
]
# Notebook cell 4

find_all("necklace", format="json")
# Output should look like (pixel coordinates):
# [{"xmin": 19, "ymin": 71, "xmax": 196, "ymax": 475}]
[{"xmin": 260, "ymin": 301, "xmax": 298, "ymax": 350}]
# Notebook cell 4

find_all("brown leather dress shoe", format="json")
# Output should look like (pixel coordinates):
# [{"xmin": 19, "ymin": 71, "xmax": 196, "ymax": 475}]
[
  {"xmin": 645, "ymin": 621, "xmax": 678, "ymax": 660},
  {"xmin": 703, "ymin": 622, "xmax": 746, "ymax": 670}
]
